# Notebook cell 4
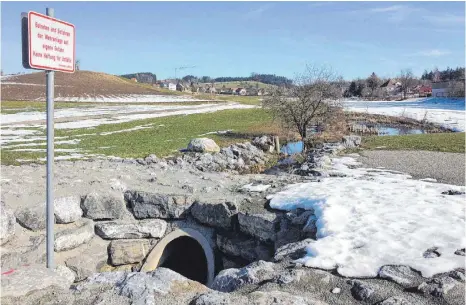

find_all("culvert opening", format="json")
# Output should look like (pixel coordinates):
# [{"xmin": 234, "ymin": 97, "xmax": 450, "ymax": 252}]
[
  {"xmin": 158, "ymin": 236, "xmax": 208, "ymax": 284},
  {"xmin": 141, "ymin": 228, "xmax": 215, "ymax": 286}
]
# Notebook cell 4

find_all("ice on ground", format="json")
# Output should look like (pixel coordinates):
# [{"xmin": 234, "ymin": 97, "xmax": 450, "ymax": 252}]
[
  {"xmin": 420, "ymin": 178, "xmax": 438, "ymax": 183},
  {"xmin": 344, "ymin": 98, "xmax": 465, "ymax": 131},
  {"xmin": 242, "ymin": 183, "xmax": 271, "ymax": 192},
  {"xmin": 267, "ymin": 156, "xmax": 465, "ymax": 278}
]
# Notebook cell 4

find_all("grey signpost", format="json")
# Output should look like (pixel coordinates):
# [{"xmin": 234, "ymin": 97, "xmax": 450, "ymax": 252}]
[
  {"xmin": 45, "ymin": 7, "xmax": 55, "ymax": 269},
  {"xmin": 22, "ymin": 8, "xmax": 75, "ymax": 269}
]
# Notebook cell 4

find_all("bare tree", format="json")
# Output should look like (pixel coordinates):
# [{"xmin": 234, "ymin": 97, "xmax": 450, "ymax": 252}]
[
  {"xmin": 448, "ymin": 81, "xmax": 465, "ymax": 97},
  {"xmin": 398, "ymin": 69, "xmax": 416, "ymax": 100},
  {"xmin": 263, "ymin": 64, "xmax": 344, "ymax": 152}
]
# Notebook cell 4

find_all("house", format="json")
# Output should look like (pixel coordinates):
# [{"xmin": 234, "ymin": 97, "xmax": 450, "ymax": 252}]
[
  {"xmin": 160, "ymin": 82, "xmax": 176, "ymax": 91},
  {"xmin": 418, "ymin": 85, "xmax": 432, "ymax": 97},
  {"xmin": 432, "ymin": 81, "xmax": 450, "ymax": 98},
  {"xmin": 380, "ymin": 79, "xmax": 401, "ymax": 95},
  {"xmin": 235, "ymin": 88, "xmax": 247, "ymax": 96}
]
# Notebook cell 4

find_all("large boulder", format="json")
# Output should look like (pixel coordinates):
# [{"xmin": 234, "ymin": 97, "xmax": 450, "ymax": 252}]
[
  {"xmin": 125, "ymin": 190, "xmax": 193, "ymax": 219},
  {"xmin": 187, "ymin": 138, "xmax": 220, "ymax": 153},
  {"xmin": 216, "ymin": 234, "xmax": 272, "ymax": 262},
  {"xmin": 95, "ymin": 219, "xmax": 167, "ymax": 239},
  {"xmin": 81, "ymin": 192, "xmax": 125, "ymax": 220},
  {"xmin": 109, "ymin": 239, "xmax": 151, "ymax": 266},
  {"xmin": 15, "ymin": 206, "xmax": 45, "ymax": 232},
  {"xmin": 211, "ymin": 260, "xmax": 276, "ymax": 292},
  {"xmin": 190, "ymin": 200, "xmax": 240, "ymax": 229},
  {"xmin": 417, "ymin": 276, "xmax": 458, "ymax": 297},
  {"xmin": 0, "ymin": 264, "xmax": 74, "ymax": 298},
  {"xmin": 237, "ymin": 212, "xmax": 280, "ymax": 243},
  {"xmin": 348, "ymin": 280, "xmax": 374, "ymax": 301},
  {"xmin": 54, "ymin": 219, "xmax": 94, "ymax": 252},
  {"xmin": 0, "ymin": 203, "xmax": 15, "ymax": 245},
  {"xmin": 54, "ymin": 196, "xmax": 82, "ymax": 224}
]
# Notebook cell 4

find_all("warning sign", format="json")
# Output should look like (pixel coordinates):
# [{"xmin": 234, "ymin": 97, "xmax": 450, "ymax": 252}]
[{"xmin": 26, "ymin": 11, "xmax": 75, "ymax": 72}]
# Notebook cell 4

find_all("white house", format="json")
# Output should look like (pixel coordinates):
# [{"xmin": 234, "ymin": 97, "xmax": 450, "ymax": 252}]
[{"xmin": 432, "ymin": 81, "xmax": 449, "ymax": 98}]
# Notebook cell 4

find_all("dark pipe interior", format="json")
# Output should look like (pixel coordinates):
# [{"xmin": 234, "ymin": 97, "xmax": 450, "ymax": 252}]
[{"xmin": 157, "ymin": 236, "xmax": 208, "ymax": 284}]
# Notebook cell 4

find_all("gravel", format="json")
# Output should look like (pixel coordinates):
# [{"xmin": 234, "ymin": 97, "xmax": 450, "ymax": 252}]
[{"xmin": 356, "ymin": 150, "xmax": 465, "ymax": 186}]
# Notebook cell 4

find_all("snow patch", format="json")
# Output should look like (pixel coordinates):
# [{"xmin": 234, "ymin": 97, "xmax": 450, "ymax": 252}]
[{"xmin": 267, "ymin": 156, "xmax": 465, "ymax": 278}]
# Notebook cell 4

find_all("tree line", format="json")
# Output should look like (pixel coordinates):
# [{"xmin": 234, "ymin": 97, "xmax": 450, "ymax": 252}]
[
  {"xmin": 421, "ymin": 67, "xmax": 465, "ymax": 82},
  {"xmin": 181, "ymin": 73, "xmax": 292, "ymax": 86}
]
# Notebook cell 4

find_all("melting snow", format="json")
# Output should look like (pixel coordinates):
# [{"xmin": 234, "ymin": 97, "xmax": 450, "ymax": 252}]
[
  {"xmin": 268, "ymin": 156, "xmax": 465, "ymax": 278},
  {"xmin": 242, "ymin": 183, "xmax": 271, "ymax": 192}
]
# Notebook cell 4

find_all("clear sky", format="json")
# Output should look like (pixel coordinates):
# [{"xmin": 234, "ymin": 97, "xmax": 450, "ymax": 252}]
[{"xmin": 1, "ymin": 1, "xmax": 465, "ymax": 80}]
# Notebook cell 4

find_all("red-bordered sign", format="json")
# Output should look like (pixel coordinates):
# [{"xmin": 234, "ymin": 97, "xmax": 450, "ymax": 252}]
[{"xmin": 27, "ymin": 11, "xmax": 75, "ymax": 73}]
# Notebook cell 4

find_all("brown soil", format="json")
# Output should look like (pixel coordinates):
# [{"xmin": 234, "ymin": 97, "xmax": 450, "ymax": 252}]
[{"xmin": 1, "ymin": 71, "xmax": 164, "ymax": 101}]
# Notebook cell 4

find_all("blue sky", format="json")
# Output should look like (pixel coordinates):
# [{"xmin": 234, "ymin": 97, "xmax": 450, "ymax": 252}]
[{"xmin": 2, "ymin": 1, "xmax": 465, "ymax": 80}]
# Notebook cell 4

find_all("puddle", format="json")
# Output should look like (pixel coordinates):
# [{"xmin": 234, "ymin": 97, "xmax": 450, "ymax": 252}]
[
  {"xmin": 281, "ymin": 141, "xmax": 303, "ymax": 154},
  {"xmin": 351, "ymin": 123, "xmax": 428, "ymax": 136}
]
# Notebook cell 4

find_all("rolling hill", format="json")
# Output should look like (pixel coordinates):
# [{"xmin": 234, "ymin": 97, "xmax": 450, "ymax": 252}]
[{"xmin": 1, "ymin": 71, "xmax": 167, "ymax": 101}]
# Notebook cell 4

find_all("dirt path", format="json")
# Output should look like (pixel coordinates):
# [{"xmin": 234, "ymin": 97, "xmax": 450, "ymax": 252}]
[{"xmin": 356, "ymin": 150, "xmax": 465, "ymax": 186}]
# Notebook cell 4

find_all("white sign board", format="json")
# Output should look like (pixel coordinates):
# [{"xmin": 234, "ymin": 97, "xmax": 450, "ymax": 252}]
[{"xmin": 28, "ymin": 11, "xmax": 75, "ymax": 72}]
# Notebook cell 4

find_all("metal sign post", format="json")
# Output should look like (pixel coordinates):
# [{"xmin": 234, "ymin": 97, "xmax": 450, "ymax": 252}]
[
  {"xmin": 21, "ymin": 8, "xmax": 75, "ymax": 269},
  {"xmin": 45, "ymin": 7, "xmax": 55, "ymax": 269}
]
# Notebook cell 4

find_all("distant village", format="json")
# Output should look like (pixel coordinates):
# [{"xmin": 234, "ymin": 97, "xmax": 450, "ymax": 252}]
[{"xmin": 121, "ymin": 67, "xmax": 465, "ymax": 100}]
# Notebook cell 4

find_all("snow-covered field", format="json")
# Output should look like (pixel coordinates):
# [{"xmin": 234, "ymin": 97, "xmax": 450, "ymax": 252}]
[
  {"xmin": 269, "ymin": 156, "xmax": 465, "ymax": 278},
  {"xmin": 345, "ymin": 97, "xmax": 465, "ymax": 132},
  {"xmin": 53, "ymin": 94, "xmax": 210, "ymax": 103}
]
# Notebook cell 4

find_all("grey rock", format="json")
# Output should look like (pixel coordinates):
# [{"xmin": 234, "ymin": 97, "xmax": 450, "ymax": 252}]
[
  {"xmin": 211, "ymin": 260, "xmax": 276, "ymax": 292},
  {"xmin": 454, "ymin": 248, "xmax": 465, "ymax": 256},
  {"xmin": 378, "ymin": 265, "xmax": 423, "ymax": 288},
  {"xmin": 54, "ymin": 219, "xmax": 94, "ymax": 252},
  {"xmin": 349, "ymin": 280, "xmax": 374, "ymax": 301},
  {"xmin": 252, "ymin": 136, "xmax": 274, "ymax": 152},
  {"xmin": 145, "ymin": 154, "xmax": 158, "ymax": 164},
  {"xmin": 216, "ymin": 234, "xmax": 272, "ymax": 262},
  {"xmin": 191, "ymin": 292, "xmax": 247, "ymax": 305},
  {"xmin": 248, "ymin": 291, "xmax": 324, "ymax": 305},
  {"xmin": 274, "ymin": 239, "xmax": 313, "ymax": 262},
  {"xmin": 450, "ymin": 271, "xmax": 465, "ymax": 282},
  {"xmin": 0, "ymin": 203, "xmax": 15, "ymax": 245},
  {"xmin": 275, "ymin": 269, "xmax": 305, "ymax": 285},
  {"xmin": 66, "ymin": 251, "xmax": 108, "ymax": 282},
  {"xmin": 0, "ymin": 264, "xmax": 74, "ymax": 298},
  {"xmin": 423, "ymin": 247, "xmax": 440, "ymax": 258},
  {"xmin": 95, "ymin": 219, "xmax": 167, "ymax": 239},
  {"xmin": 77, "ymin": 268, "xmax": 209, "ymax": 305},
  {"xmin": 342, "ymin": 135, "xmax": 362, "ymax": 148},
  {"xmin": 187, "ymin": 138, "xmax": 220, "ymax": 153},
  {"xmin": 54, "ymin": 196, "xmax": 82, "ymax": 224},
  {"xmin": 81, "ymin": 192, "xmax": 125, "ymax": 220},
  {"xmin": 125, "ymin": 190, "xmax": 193, "ymax": 219},
  {"xmin": 190, "ymin": 200, "xmax": 240, "ymax": 229},
  {"xmin": 441, "ymin": 190, "xmax": 465, "ymax": 195},
  {"xmin": 417, "ymin": 276, "xmax": 457, "ymax": 297},
  {"xmin": 15, "ymin": 205, "xmax": 45, "ymax": 231},
  {"xmin": 378, "ymin": 296, "xmax": 409, "ymax": 305},
  {"xmin": 290, "ymin": 210, "xmax": 315, "ymax": 227},
  {"xmin": 109, "ymin": 239, "xmax": 151, "ymax": 266},
  {"xmin": 331, "ymin": 287, "xmax": 341, "ymax": 294},
  {"xmin": 54, "ymin": 265, "xmax": 76, "ymax": 284},
  {"xmin": 237, "ymin": 212, "xmax": 280, "ymax": 242}
]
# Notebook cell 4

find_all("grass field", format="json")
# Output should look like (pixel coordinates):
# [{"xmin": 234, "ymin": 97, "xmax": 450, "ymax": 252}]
[
  {"xmin": 362, "ymin": 132, "xmax": 465, "ymax": 153},
  {"xmin": 1, "ymin": 108, "xmax": 280, "ymax": 165}
]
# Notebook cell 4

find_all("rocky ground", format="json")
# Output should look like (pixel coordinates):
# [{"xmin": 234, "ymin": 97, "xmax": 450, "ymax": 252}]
[{"xmin": 1, "ymin": 136, "xmax": 464, "ymax": 305}]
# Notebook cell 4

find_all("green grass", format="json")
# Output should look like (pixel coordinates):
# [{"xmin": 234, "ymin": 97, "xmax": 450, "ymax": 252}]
[
  {"xmin": 1, "ymin": 108, "xmax": 276, "ymax": 165},
  {"xmin": 362, "ymin": 132, "xmax": 465, "ymax": 153}
]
